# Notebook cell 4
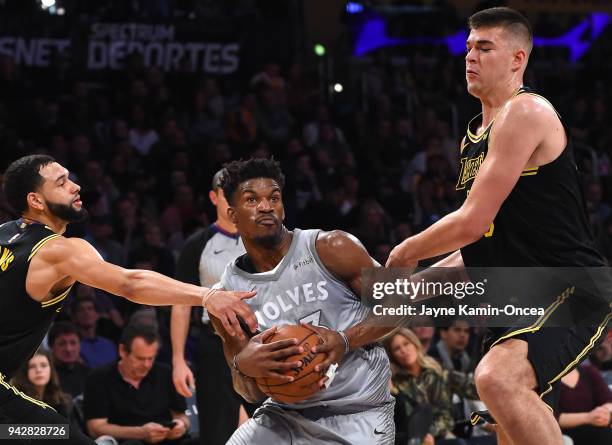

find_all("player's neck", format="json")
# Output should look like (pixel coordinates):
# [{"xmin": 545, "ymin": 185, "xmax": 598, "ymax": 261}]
[
  {"xmin": 21, "ymin": 211, "xmax": 67, "ymax": 234},
  {"xmin": 480, "ymin": 82, "xmax": 523, "ymax": 128},
  {"xmin": 245, "ymin": 227, "xmax": 292, "ymax": 273}
]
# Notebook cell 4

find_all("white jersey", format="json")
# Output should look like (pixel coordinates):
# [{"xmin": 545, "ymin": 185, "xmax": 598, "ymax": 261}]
[{"xmin": 220, "ymin": 228, "xmax": 392, "ymax": 411}]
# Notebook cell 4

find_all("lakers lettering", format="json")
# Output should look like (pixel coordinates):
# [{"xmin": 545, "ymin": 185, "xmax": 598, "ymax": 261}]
[
  {"xmin": 0, "ymin": 247, "xmax": 14, "ymax": 272},
  {"xmin": 456, "ymin": 152, "xmax": 485, "ymax": 190}
]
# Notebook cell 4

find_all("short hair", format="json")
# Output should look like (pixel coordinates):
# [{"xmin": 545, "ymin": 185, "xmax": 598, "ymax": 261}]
[
  {"xmin": 73, "ymin": 295, "xmax": 96, "ymax": 313},
  {"xmin": 48, "ymin": 321, "xmax": 79, "ymax": 347},
  {"xmin": 3, "ymin": 155, "xmax": 56, "ymax": 214},
  {"xmin": 468, "ymin": 7, "xmax": 533, "ymax": 53},
  {"xmin": 221, "ymin": 158, "xmax": 286, "ymax": 205},
  {"xmin": 120, "ymin": 323, "xmax": 159, "ymax": 353},
  {"xmin": 211, "ymin": 168, "xmax": 227, "ymax": 191}
]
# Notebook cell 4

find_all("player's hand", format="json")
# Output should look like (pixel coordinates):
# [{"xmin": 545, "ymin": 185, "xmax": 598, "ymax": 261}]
[
  {"xmin": 167, "ymin": 419, "xmax": 187, "ymax": 440},
  {"xmin": 141, "ymin": 422, "xmax": 170, "ymax": 443},
  {"xmin": 302, "ymin": 323, "xmax": 346, "ymax": 388},
  {"xmin": 204, "ymin": 289, "xmax": 259, "ymax": 340},
  {"xmin": 587, "ymin": 406, "xmax": 610, "ymax": 426},
  {"xmin": 172, "ymin": 359, "xmax": 195, "ymax": 397},
  {"xmin": 386, "ymin": 240, "xmax": 417, "ymax": 268},
  {"xmin": 235, "ymin": 326, "xmax": 304, "ymax": 381}
]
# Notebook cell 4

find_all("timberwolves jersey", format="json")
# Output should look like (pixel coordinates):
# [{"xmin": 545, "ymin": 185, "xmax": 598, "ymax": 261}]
[
  {"xmin": 0, "ymin": 220, "xmax": 72, "ymax": 378},
  {"xmin": 458, "ymin": 87, "xmax": 605, "ymax": 267},
  {"xmin": 220, "ymin": 229, "xmax": 392, "ymax": 411}
]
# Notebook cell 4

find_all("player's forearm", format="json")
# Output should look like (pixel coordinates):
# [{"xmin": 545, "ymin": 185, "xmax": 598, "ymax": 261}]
[
  {"xmin": 343, "ymin": 321, "xmax": 396, "ymax": 352},
  {"xmin": 209, "ymin": 315, "xmax": 266, "ymax": 403},
  {"xmin": 87, "ymin": 421, "xmax": 145, "ymax": 441},
  {"xmin": 558, "ymin": 412, "xmax": 590, "ymax": 428},
  {"xmin": 170, "ymin": 305, "xmax": 191, "ymax": 363},
  {"xmin": 122, "ymin": 269, "xmax": 204, "ymax": 306},
  {"xmin": 395, "ymin": 211, "xmax": 483, "ymax": 263}
]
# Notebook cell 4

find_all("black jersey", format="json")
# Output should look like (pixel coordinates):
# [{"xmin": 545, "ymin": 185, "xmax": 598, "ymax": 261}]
[
  {"xmin": 458, "ymin": 87, "xmax": 605, "ymax": 267},
  {"xmin": 0, "ymin": 220, "xmax": 72, "ymax": 378}
]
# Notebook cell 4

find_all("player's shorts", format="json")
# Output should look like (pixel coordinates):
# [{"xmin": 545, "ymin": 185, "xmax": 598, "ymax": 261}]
[
  {"xmin": 227, "ymin": 401, "xmax": 395, "ymax": 445},
  {"xmin": 0, "ymin": 373, "xmax": 94, "ymax": 444},
  {"xmin": 474, "ymin": 284, "xmax": 612, "ymax": 422}
]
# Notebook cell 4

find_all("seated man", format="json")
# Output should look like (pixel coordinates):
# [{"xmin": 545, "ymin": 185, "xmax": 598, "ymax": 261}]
[
  {"xmin": 73, "ymin": 295, "xmax": 118, "ymax": 368},
  {"xmin": 83, "ymin": 323, "xmax": 189, "ymax": 444},
  {"xmin": 49, "ymin": 321, "xmax": 90, "ymax": 398}
]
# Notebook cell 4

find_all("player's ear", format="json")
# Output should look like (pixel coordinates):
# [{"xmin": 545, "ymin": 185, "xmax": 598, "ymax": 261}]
[
  {"xmin": 512, "ymin": 48, "xmax": 527, "ymax": 72},
  {"xmin": 227, "ymin": 206, "xmax": 237, "ymax": 224},
  {"xmin": 27, "ymin": 192, "xmax": 44, "ymax": 211}
]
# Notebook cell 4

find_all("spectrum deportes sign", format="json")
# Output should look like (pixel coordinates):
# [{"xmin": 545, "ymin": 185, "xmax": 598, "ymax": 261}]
[{"xmin": 0, "ymin": 21, "xmax": 242, "ymax": 74}]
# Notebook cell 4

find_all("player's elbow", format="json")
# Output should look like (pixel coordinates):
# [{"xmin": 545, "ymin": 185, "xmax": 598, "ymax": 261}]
[{"xmin": 458, "ymin": 212, "xmax": 492, "ymax": 244}]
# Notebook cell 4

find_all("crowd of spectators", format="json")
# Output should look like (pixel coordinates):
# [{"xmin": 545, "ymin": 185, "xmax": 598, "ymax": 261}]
[{"xmin": 0, "ymin": 3, "xmax": 611, "ymax": 444}]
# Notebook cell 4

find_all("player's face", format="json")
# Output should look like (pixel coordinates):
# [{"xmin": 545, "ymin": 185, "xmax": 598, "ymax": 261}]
[
  {"xmin": 390, "ymin": 334, "xmax": 419, "ymax": 369},
  {"xmin": 465, "ymin": 27, "xmax": 517, "ymax": 98},
  {"xmin": 28, "ymin": 354, "xmax": 51, "ymax": 388},
  {"xmin": 120, "ymin": 337, "xmax": 158, "ymax": 380},
  {"xmin": 229, "ymin": 178, "xmax": 285, "ymax": 247},
  {"xmin": 36, "ymin": 162, "xmax": 87, "ymax": 222}
]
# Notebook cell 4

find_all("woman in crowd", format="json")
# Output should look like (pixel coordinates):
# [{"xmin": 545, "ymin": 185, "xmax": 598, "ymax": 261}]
[
  {"xmin": 11, "ymin": 348, "xmax": 73, "ymax": 418},
  {"xmin": 558, "ymin": 364, "xmax": 612, "ymax": 445},
  {"xmin": 384, "ymin": 328, "xmax": 460, "ymax": 445}
]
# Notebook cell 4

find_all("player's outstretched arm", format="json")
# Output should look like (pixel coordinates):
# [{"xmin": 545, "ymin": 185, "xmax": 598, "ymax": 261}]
[
  {"xmin": 30, "ymin": 237, "xmax": 258, "ymax": 338},
  {"xmin": 387, "ymin": 94, "xmax": 553, "ymax": 267}
]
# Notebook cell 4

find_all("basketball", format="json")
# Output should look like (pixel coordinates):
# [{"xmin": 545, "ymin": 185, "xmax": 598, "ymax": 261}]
[{"xmin": 255, "ymin": 324, "xmax": 327, "ymax": 403}]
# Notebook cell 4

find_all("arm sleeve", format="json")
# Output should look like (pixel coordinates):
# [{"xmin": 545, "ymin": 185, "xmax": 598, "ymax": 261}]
[
  {"xmin": 82, "ymin": 370, "xmax": 111, "ymax": 420},
  {"xmin": 175, "ymin": 229, "xmax": 210, "ymax": 284}
]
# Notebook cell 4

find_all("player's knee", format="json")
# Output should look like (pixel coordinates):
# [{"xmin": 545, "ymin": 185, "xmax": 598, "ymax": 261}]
[{"xmin": 474, "ymin": 361, "xmax": 501, "ymax": 398}]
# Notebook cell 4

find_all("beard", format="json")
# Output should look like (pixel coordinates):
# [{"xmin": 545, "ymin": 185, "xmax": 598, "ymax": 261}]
[
  {"xmin": 47, "ymin": 200, "xmax": 89, "ymax": 223},
  {"xmin": 253, "ymin": 225, "xmax": 284, "ymax": 249}
]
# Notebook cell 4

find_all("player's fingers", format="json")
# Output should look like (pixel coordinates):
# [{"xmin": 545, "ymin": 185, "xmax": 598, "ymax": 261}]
[
  {"xmin": 234, "ymin": 302, "xmax": 259, "ymax": 333},
  {"xmin": 220, "ymin": 314, "xmax": 236, "ymax": 337},
  {"xmin": 270, "ymin": 346, "xmax": 303, "ymax": 360},
  {"xmin": 300, "ymin": 322, "xmax": 321, "ymax": 334},
  {"xmin": 227, "ymin": 311, "xmax": 245, "ymax": 341},
  {"xmin": 264, "ymin": 369, "xmax": 295, "ymax": 382},
  {"xmin": 265, "ymin": 338, "xmax": 299, "ymax": 351},
  {"xmin": 314, "ymin": 356, "xmax": 336, "ymax": 373},
  {"xmin": 317, "ymin": 375, "xmax": 329, "ymax": 388},
  {"xmin": 312, "ymin": 341, "xmax": 333, "ymax": 354},
  {"xmin": 238, "ymin": 290, "xmax": 257, "ymax": 300},
  {"xmin": 258, "ymin": 325, "xmax": 278, "ymax": 343},
  {"xmin": 274, "ymin": 360, "xmax": 303, "ymax": 372}
]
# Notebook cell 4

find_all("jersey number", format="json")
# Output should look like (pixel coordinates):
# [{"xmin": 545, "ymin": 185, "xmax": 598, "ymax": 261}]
[{"xmin": 299, "ymin": 310, "xmax": 328, "ymax": 329}]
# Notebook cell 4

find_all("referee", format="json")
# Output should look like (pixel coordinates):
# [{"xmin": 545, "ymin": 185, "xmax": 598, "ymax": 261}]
[{"xmin": 171, "ymin": 169, "xmax": 248, "ymax": 445}]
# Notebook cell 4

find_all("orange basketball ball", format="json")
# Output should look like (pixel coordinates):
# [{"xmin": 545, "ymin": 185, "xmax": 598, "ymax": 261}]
[{"xmin": 255, "ymin": 324, "xmax": 327, "ymax": 403}]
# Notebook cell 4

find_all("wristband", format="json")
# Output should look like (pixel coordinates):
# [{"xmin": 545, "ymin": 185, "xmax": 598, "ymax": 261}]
[
  {"xmin": 232, "ymin": 354, "xmax": 250, "ymax": 379},
  {"xmin": 338, "ymin": 331, "xmax": 350, "ymax": 355},
  {"xmin": 201, "ymin": 288, "xmax": 217, "ymax": 309}
]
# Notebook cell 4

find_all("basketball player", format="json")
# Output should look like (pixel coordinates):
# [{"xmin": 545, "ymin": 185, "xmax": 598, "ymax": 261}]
[
  {"xmin": 386, "ymin": 7, "xmax": 611, "ymax": 445},
  {"xmin": 210, "ymin": 158, "xmax": 396, "ymax": 444},
  {"xmin": 171, "ymin": 168, "xmax": 250, "ymax": 445},
  {"xmin": 0, "ymin": 155, "xmax": 257, "ymax": 444}
]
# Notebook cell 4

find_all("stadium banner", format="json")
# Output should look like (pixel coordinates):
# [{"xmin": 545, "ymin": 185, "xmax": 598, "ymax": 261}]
[
  {"xmin": 0, "ymin": 20, "xmax": 244, "ymax": 74},
  {"xmin": 509, "ymin": 0, "xmax": 612, "ymax": 12}
]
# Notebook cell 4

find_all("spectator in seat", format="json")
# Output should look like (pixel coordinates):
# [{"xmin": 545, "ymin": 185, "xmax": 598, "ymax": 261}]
[
  {"xmin": 72, "ymin": 295, "xmax": 118, "ymax": 369},
  {"xmin": 49, "ymin": 321, "xmax": 90, "ymax": 398},
  {"xmin": 559, "ymin": 365, "xmax": 612, "ymax": 445},
  {"xmin": 84, "ymin": 323, "xmax": 189, "ymax": 444}
]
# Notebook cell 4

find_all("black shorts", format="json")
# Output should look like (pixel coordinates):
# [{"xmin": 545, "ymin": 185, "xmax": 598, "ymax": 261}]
[
  {"xmin": 0, "ymin": 373, "xmax": 94, "ymax": 444},
  {"xmin": 483, "ymin": 294, "xmax": 611, "ymax": 414}
]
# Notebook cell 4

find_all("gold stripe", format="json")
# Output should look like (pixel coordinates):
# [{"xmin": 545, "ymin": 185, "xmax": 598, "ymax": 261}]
[
  {"xmin": 539, "ymin": 311, "xmax": 612, "ymax": 399},
  {"xmin": 41, "ymin": 286, "xmax": 72, "ymax": 308},
  {"xmin": 488, "ymin": 287, "xmax": 573, "ymax": 350},
  {"xmin": 520, "ymin": 171, "xmax": 538, "ymax": 177},
  {"xmin": 470, "ymin": 414, "xmax": 481, "ymax": 426},
  {"xmin": 466, "ymin": 88, "xmax": 525, "ymax": 144},
  {"xmin": 28, "ymin": 234, "xmax": 60, "ymax": 262},
  {"xmin": 522, "ymin": 167, "xmax": 539, "ymax": 172},
  {"xmin": 0, "ymin": 374, "xmax": 53, "ymax": 410}
]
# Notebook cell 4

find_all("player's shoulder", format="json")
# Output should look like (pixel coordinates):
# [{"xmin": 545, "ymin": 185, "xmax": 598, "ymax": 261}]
[
  {"xmin": 316, "ymin": 230, "xmax": 363, "ymax": 251},
  {"xmin": 505, "ymin": 92, "xmax": 557, "ymax": 122},
  {"xmin": 34, "ymin": 236, "xmax": 94, "ymax": 260}
]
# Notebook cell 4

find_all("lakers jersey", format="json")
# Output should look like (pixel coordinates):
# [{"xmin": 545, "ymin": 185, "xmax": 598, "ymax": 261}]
[
  {"xmin": 458, "ymin": 87, "xmax": 605, "ymax": 267},
  {"xmin": 0, "ymin": 220, "xmax": 71, "ymax": 378},
  {"xmin": 220, "ymin": 229, "xmax": 392, "ymax": 411}
]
